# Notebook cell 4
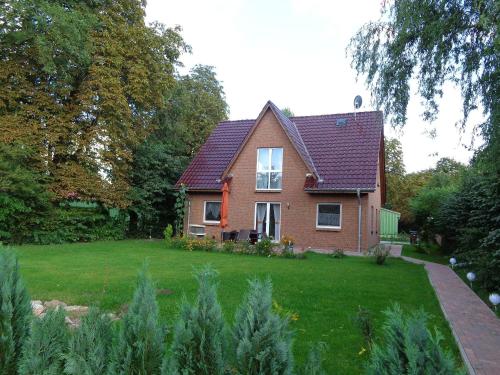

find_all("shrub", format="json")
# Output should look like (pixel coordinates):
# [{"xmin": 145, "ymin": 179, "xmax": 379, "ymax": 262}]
[
  {"xmin": 366, "ymin": 304, "xmax": 462, "ymax": 375},
  {"xmin": 233, "ymin": 278, "xmax": 293, "ymax": 375},
  {"xmin": 222, "ymin": 240, "xmax": 236, "ymax": 253},
  {"xmin": 234, "ymin": 241, "xmax": 255, "ymax": 255},
  {"xmin": 370, "ymin": 245, "xmax": 390, "ymax": 265},
  {"xmin": 299, "ymin": 342, "xmax": 327, "ymax": 375},
  {"xmin": 255, "ymin": 237, "xmax": 275, "ymax": 256},
  {"xmin": 354, "ymin": 306, "xmax": 374, "ymax": 345},
  {"xmin": 19, "ymin": 308, "xmax": 69, "ymax": 375},
  {"xmin": 164, "ymin": 224, "xmax": 174, "ymax": 247},
  {"xmin": 330, "ymin": 248, "xmax": 345, "ymax": 259},
  {"xmin": 168, "ymin": 266, "xmax": 226, "ymax": 374},
  {"xmin": 63, "ymin": 308, "xmax": 113, "ymax": 375},
  {"xmin": 109, "ymin": 265, "xmax": 166, "ymax": 375},
  {"xmin": 171, "ymin": 235, "xmax": 188, "ymax": 250},
  {"xmin": 0, "ymin": 250, "xmax": 32, "ymax": 375}
]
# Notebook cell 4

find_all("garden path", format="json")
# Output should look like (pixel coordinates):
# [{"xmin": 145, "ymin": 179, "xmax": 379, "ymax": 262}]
[{"xmin": 399, "ymin": 246, "xmax": 500, "ymax": 375}]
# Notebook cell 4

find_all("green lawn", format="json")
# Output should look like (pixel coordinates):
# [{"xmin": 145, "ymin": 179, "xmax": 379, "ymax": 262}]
[
  {"xmin": 10, "ymin": 240, "xmax": 461, "ymax": 373},
  {"xmin": 402, "ymin": 244, "xmax": 449, "ymax": 265}
]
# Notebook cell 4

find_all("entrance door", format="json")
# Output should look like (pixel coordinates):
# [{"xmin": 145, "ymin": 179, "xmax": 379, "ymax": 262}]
[{"xmin": 255, "ymin": 202, "xmax": 281, "ymax": 241}]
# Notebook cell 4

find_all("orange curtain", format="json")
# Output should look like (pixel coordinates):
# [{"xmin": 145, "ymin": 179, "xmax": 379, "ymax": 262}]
[{"xmin": 220, "ymin": 182, "xmax": 229, "ymax": 229}]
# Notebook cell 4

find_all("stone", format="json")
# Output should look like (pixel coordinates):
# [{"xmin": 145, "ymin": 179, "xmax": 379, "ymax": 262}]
[
  {"xmin": 44, "ymin": 300, "xmax": 67, "ymax": 310},
  {"xmin": 32, "ymin": 302, "xmax": 45, "ymax": 317},
  {"xmin": 64, "ymin": 305, "xmax": 89, "ymax": 318}
]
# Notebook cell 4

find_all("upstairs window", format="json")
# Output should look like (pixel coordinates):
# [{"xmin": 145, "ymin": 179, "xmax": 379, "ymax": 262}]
[{"xmin": 256, "ymin": 148, "xmax": 283, "ymax": 190}]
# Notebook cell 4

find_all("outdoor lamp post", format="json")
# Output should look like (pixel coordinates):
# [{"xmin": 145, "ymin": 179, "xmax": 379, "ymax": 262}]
[
  {"xmin": 466, "ymin": 272, "xmax": 476, "ymax": 288},
  {"xmin": 489, "ymin": 293, "xmax": 500, "ymax": 311},
  {"xmin": 449, "ymin": 257, "xmax": 457, "ymax": 268}
]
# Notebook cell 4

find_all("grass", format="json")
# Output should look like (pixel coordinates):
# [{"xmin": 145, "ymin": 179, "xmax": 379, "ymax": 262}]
[
  {"xmin": 402, "ymin": 244, "xmax": 449, "ymax": 265},
  {"xmin": 9, "ymin": 240, "xmax": 461, "ymax": 373}
]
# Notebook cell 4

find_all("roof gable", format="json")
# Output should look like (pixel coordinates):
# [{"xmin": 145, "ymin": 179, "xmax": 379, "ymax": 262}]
[
  {"xmin": 176, "ymin": 102, "xmax": 383, "ymax": 192},
  {"xmin": 221, "ymin": 101, "xmax": 319, "ymax": 179}
]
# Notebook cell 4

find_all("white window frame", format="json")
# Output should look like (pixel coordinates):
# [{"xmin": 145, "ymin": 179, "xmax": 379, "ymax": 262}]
[
  {"xmin": 253, "ymin": 202, "xmax": 281, "ymax": 242},
  {"xmin": 316, "ymin": 203, "xmax": 342, "ymax": 229},
  {"xmin": 256, "ymin": 147, "xmax": 283, "ymax": 191},
  {"xmin": 203, "ymin": 201, "xmax": 221, "ymax": 224}
]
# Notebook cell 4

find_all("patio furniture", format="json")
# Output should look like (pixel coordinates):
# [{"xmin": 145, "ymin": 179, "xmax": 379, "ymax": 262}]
[{"xmin": 237, "ymin": 229, "xmax": 251, "ymax": 242}]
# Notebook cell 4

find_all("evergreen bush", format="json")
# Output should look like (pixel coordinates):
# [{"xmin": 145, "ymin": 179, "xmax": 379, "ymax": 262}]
[
  {"xmin": 232, "ymin": 278, "xmax": 293, "ymax": 375},
  {"xmin": 108, "ymin": 265, "xmax": 166, "ymax": 375},
  {"xmin": 0, "ymin": 250, "xmax": 32, "ymax": 375},
  {"xmin": 299, "ymin": 342, "xmax": 327, "ymax": 375},
  {"xmin": 167, "ymin": 266, "xmax": 226, "ymax": 375},
  {"xmin": 64, "ymin": 308, "xmax": 113, "ymax": 375},
  {"xmin": 366, "ymin": 304, "xmax": 462, "ymax": 375},
  {"xmin": 19, "ymin": 308, "xmax": 69, "ymax": 375}
]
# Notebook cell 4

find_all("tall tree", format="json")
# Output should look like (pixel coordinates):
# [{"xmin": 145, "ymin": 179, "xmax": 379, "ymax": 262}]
[
  {"xmin": 128, "ymin": 65, "xmax": 228, "ymax": 236},
  {"xmin": 0, "ymin": 0, "xmax": 188, "ymax": 207},
  {"xmin": 348, "ymin": 0, "xmax": 498, "ymax": 146}
]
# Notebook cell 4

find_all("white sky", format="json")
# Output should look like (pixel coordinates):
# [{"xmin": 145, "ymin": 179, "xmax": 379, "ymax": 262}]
[{"xmin": 146, "ymin": 0, "xmax": 483, "ymax": 173}]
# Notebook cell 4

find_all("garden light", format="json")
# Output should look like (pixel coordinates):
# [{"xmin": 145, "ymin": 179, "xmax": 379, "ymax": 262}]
[
  {"xmin": 466, "ymin": 272, "xmax": 476, "ymax": 288},
  {"xmin": 449, "ymin": 257, "xmax": 456, "ymax": 268},
  {"xmin": 489, "ymin": 293, "xmax": 500, "ymax": 311}
]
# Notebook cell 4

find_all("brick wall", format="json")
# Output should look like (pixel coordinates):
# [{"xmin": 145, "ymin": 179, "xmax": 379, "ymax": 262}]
[{"xmin": 186, "ymin": 108, "xmax": 382, "ymax": 251}]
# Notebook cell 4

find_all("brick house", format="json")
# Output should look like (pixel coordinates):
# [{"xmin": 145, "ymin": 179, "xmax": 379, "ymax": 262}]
[{"xmin": 176, "ymin": 101, "xmax": 385, "ymax": 252}]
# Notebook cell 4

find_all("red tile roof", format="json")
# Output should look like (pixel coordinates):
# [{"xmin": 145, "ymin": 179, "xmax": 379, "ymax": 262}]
[{"xmin": 176, "ymin": 101, "xmax": 383, "ymax": 192}]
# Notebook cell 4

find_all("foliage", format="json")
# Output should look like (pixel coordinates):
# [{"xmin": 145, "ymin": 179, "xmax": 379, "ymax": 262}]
[
  {"xmin": 280, "ymin": 235, "xmax": 295, "ymax": 246},
  {"xmin": 281, "ymin": 107, "xmax": 295, "ymax": 117},
  {"xmin": 168, "ymin": 266, "xmax": 226, "ymax": 375},
  {"xmin": 19, "ymin": 308, "xmax": 69, "ymax": 375},
  {"xmin": 0, "ymin": 144, "xmax": 53, "ymax": 243},
  {"xmin": 174, "ymin": 184, "xmax": 187, "ymax": 236},
  {"xmin": 366, "ymin": 304, "xmax": 461, "ymax": 375},
  {"xmin": 164, "ymin": 224, "xmax": 174, "ymax": 247},
  {"xmin": 222, "ymin": 240, "xmax": 236, "ymax": 253},
  {"xmin": 329, "ymin": 248, "xmax": 345, "ymax": 259},
  {"xmin": 64, "ymin": 308, "xmax": 113, "ymax": 375},
  {"xmin": 0, "ymin": 0, "xmax": 188, "ymax": 207},
  {"xmin": 348, "ymin": 0, "xmax": 497, "ymax": 143},
  {"xmin": 255, "ymin": 237, "xmax": 276, "ymax": 256},
  {"xmin": 299, "ymin": 342, "xmax": 327, "ymax": 375},
  {"xmin": 185, "ymin": 237, "xmax": 218, "ymax": 252},
  {"xmin": 436, "ymin": 167, "xmax": 500, "ymax": 291},
  {"xmin": 354, "ymin": 306, "xmax": 374, "ymax": 346},
  {"xmin": 128, "ymin": 65, "xmax": 227, "ymax": 237},
  {"xmin": 0, "ymin": 250, "xmax": 32, "ymax": 375},
  {"xmin": 370, "ymin": 245, "xmax": 390, "ymax": 265},
  {"xmin": 109, "ymin": 265, "xmax": 166, "ymax": 375},
  {"xmin": 232, "ymin": 278, "xmax": 293, "ymax": 375}
]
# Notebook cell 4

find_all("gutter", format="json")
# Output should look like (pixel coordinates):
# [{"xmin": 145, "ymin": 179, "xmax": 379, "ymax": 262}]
[
  {"xmin": 357, "ymin": 188, "xmax": 362, "ymax": 252},
  {"xmin": 304, "ymin": 188, "xmax": 375, "ymax": 194}
]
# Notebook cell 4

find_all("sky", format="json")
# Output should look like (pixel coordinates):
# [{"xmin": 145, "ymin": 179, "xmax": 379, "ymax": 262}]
[{"xmin": 146, "ymin": 0, "xmax": 482, "ymax": 173}]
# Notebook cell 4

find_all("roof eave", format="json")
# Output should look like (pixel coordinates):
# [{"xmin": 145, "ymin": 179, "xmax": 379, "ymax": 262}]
[{"xmin": 304, "ymin": 188, "xmax": 376, "ymax": 193}]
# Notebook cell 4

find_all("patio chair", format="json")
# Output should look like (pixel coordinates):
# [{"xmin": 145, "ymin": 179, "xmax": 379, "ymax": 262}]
[{"xmin": 237, "ymin": 229, "xmax": 251, "ymax": 242}]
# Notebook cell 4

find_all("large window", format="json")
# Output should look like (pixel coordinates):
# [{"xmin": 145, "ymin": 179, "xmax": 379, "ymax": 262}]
[
  {"xmin": 204, "ymin": 201, "xmax": 221, "ymax": 223},
  {"xmin": 256, "ymin": 148, "xmax": 283, "ymax": 190},
  {"xmin": 255, "ymin": 202, "xmax": 281, "ymax": 241},
  {"xmin": 316, "ymin": 203, "xmax": 342, "ymax": 229}
]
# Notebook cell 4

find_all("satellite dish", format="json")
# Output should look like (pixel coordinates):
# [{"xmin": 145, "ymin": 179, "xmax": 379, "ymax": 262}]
[{"xmin": 354, "ymin": 95, "xmax": 363, "ymax": 109}]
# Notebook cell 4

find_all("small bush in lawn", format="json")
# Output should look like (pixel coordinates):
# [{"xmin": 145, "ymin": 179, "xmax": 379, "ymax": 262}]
[
  {"xmin": 164, "ymin": 224, "xmax": 174, "ymax": 247},
  {"xmin": 329, "ymin": 248, "xmax": 345, "ymax": 259},
  {"xmin": 0, "ymin": 250, "xmax": 32, "ymax": 375},
  {"xmin": 19, "ymin": 308, "xmax": 69, "ymax": 375},
  {"xmin": 366, "ymin": 304, "xmax": 462, "ymax": 375},
  {"xmin": 255, "ymin": 237, "xmax": 275, "ymax": 256},
  {"xmin": 370, "ymin": 245, "xmax": 390, "ymax": 265},
  {"xmin": 299, "ymin": 342, "xmax": 327, "ymax": 375},
  {"xmin": 109, "ymin": 265, "xmax": 166, "ymax": 375},
  {"xmin": 222, "ymin": 240, "xmax": 236, "ymax": 253},
  {"xmin": 171, "ymin": 235, "xmax": 188, "ymax": 250},
  {"xmin": 64, "ymin": 308, "xmax": 113, "ymax": 375},
  {"xmin": 233, "ymin": 278, "xmax": 293, "ymax": 375},
  {"xmin": 168, "ymin": 266, "xmax": 226, "ymax": 375},
  {"xmin": 354, "ymin": 306, "xmax": 374, "ymax": 346}
]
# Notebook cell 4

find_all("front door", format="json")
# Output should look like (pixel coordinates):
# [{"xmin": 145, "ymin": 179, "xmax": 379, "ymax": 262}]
[{"xmin": 255, "ymin": 202, "xmax": 281, "ymax": 242}]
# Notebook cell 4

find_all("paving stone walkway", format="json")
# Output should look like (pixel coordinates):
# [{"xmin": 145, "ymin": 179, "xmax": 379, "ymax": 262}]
[{"xmin": 396, "ymin": 245, "xmax": 500, "ymax": 375}]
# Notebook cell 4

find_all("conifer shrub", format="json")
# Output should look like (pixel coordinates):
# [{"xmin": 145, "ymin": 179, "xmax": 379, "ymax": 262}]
[
  {"xmin": 19, "ymin": 308, "xmax": 69, "ymax": 375},
  {"xmin": 232, "ymin": 278, "xmax": 293, "ymax": 375},
  {"xmin": 108, "ymin": 265, "xmax": 166, "ymax": 375},
  {"xmin": 0, "ymin": 250, "xmax": 32, "ymax": 375},
  {"xmin": 366, "ymin": 304, "xmax": 462, "ymax": 375},
  {"xmin": 299, "ymin": 342, "xmax": 327, "ymax": 375},
  {"xmin": 64, "ymin": 308, "xmax": 113, "ymax": 375},
  {"xmin": 167, "ymin": 266, "xmax": 226, "ymax": 375}
]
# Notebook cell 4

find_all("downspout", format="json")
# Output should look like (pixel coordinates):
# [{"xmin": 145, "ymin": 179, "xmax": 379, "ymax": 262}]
[
  {"xmin": 186, "ymin": 199, "xmax": 191, "ymax": 237},
  {"xmin": 357, "ymin": 188, "xmax": 361, "ymax": 252}
]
